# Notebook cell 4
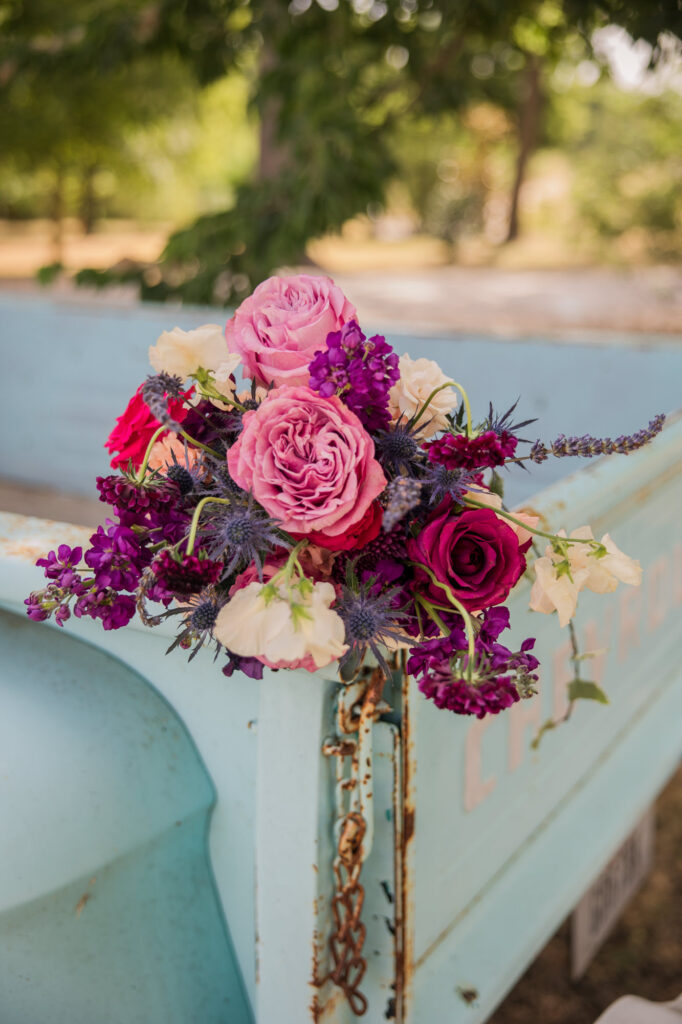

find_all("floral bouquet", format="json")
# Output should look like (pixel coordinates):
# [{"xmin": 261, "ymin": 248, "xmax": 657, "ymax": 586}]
[{"xmin": 26, "ymin": 274, "xmax": 664, "ymax": 721}]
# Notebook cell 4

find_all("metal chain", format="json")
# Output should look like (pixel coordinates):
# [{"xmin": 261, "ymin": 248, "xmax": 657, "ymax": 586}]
[{"xmin": 321, "ymin": 668, "xmax": 387, "ymax": 1017}]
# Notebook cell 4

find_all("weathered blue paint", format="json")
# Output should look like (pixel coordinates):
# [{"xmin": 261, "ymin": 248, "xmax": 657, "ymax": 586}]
[
  {"xmin": 0, "ymin": 291, "xmax": 679, "ymax": 504},
  {"xmin": 1, "ymin": 292, "xmax": 681, "ymax": 1022},
  {"xmin": 400, "ymin": 412, "xmax": 682, "ymax": 1022},
  {"xmin": 0, "ymin": 607, "xmax": 252, "ymax": 1024}
]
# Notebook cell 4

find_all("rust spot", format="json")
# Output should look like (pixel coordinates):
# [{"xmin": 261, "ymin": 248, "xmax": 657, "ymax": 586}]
[
  {"xmin": 74, "ymin": 893, "xmax": 91, "ymax": 917},
  {"xmin": 403, "ymin": 807, "xmax": 415, "ymax": 844},
  {"xmin": 457, "ymin": 986, "xmax": 479, "ymax": 1005}
]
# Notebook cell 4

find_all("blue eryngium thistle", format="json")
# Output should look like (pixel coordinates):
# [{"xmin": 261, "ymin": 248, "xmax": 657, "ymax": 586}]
[
  {"xmin": 374, "ymin": 416, "xmax": 427, "ymax": 477},
  {"xmin": 336, "ymin": 583, "xmax": 410, "ymax": 675},
  {"xmin": 202, "ymin": 498, "xmax": 286, "ymax": 576},
  {"xmin": 529, "ymin": 413, "xmax": 665, "ymax": 463},
  {"xmin": 421, "ymin": 464, "xmax": 476, "ymax": 506}
]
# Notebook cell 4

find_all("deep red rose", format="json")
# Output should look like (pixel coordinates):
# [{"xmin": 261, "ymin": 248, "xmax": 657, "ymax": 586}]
[
  {"xmin": 291, "ymin": 500, "xmax": 383, "ymax": 552},
  {"xmin": 105, "ymin": 384, "xmax": 191, "ymax": 471},
  {"xmin": 408, "ymin": 506, "xmax": 526, "ymax": 612}
]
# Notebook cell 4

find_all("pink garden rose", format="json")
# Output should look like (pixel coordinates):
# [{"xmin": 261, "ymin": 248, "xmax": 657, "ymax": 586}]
[
  {"xmin": 227, "ymin": 386, "xmax": 386, "ymax": 539},
  {"xmin": 225, "ymin": 274, "xmax": 356, "ymax": 386},
  {"xmin": 408, "ymin": 506, "xmax": 527, "ymax": 613}
]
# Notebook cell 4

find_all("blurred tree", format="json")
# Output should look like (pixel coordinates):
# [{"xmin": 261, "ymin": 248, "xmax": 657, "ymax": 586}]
[{"xmin": 1, "ymin": 0, "xmax": 679, "ymax": 299}]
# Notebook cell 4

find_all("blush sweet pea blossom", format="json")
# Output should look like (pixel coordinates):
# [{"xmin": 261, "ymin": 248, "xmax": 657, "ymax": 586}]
[
  {"xmin": 214, "ymin": 579, "xmax": 347, "ymax": 670},
  {"xmin": 529, "ymin": 527, "xmax": 641, "ymax": 627},
  {"xmin": 227, "ymin": 385, "xmax": 386, "ymax": 540},
  {"xmin": 226, "ymin": 274, "xmax": 356, "ymax": 387}
]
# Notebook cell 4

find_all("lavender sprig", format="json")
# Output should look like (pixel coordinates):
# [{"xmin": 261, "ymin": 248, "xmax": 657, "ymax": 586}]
[
  {"xmin": 142, "ymin": 373, "xmax": 185, "ymax": 429},
  {"xmin": 529, "ymin": 414, "xmax": 665, "ymax": 464}
]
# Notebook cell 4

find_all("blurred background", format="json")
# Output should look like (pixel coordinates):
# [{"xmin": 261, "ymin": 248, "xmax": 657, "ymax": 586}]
[
  {"xmin": 1, "ymin": 3, "xmax": 681, "ymax": 1021},
  {"xmin": 0, "ymin": 0, "xmax": 681, "ymax": 318}
]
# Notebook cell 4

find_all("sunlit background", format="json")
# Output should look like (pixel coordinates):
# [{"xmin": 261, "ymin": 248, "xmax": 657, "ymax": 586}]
[{"xmin": 1, "ymin": 1, "xmax": 681, "ymax": 304}]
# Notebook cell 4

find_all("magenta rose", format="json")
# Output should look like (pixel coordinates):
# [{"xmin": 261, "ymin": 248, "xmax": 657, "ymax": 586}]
[
  {"xmin": 226, "ymin": 274, "xmax": 356, "ymax": 387},
  {"xmin": 227, "ymin": 386, "xmax": 386, "ymax": 539},
  {"xmin": 408, "ymin": 507, "xmax": 526, "ymax": 613}
]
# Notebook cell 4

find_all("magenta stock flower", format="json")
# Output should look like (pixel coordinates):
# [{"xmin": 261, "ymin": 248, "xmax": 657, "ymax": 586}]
[
  {"xmin": 408, "ymin": 506, "xmax": 526, "ymax": 612},
  {"xmin": 226, "ymin": 274, "xmax": 356, "ymax": 387},
  {"xmin": 227, "ymin": 385, "xmax": 386, "ymax": 540}
]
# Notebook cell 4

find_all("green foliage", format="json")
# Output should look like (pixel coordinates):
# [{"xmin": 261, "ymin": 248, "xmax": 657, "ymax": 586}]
[
  {"xmin": 567, "ymin": 678, "xmax": 609, "ymax": 703},
  {"xmin": 548, "ymin": 82, "xmax": 682, "ymax": 257},
  {"xmin": 2, "ymin": 0, "xmax": 681, "ymax": 298}
]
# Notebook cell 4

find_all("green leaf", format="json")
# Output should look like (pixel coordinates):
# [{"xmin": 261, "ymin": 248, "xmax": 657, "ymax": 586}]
[
  {"xmin": 489, "ymin": 471, "xmax": 505, "ymax": 499},
  {"xmin": 531, "ymin": 718, "xmax": 557, "ymax": 750},
  {"xmin": 568, "ymin": 679, "xmax": 609, "ymax": 704}
]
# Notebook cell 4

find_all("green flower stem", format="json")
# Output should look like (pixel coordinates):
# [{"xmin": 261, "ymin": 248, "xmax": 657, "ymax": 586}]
[
  {"xmin": 135, "ymin": 426, "xmax": 167, "ymax": 483},
  {"xmin": 270, "ymin": 541, "xmax": 308, "ymax": 588},
  {"xmin": 463, "ymin": 497, "xmax": 603, "ymax": 551},
  {"xmin": 177, "ymin": 430, "xmax": 222, "ymax": 459},
  {"xmin": 191, "ymin": 366, "xmax": 247, "ymax": 413},
  {"xmin": 413, "ymin": 380, "xmax": 473, "ymax": 437},
  {"xmin": 409, "ymin": 561, "xmax": 477, "ymax": 681},
  {"xmin": 185, "ymin": 497, "xmax": 233, "ymax": 556}
]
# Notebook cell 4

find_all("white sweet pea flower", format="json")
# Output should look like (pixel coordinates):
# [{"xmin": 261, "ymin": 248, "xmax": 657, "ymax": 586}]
[
  {"xmin": 388, "ymin": 354, "xmax": 458, "ymax": 438},
  {"xmin": 529, "ymin": 527, "xmax": 641, "ymax": 627},
  {"xmin": 214, "ymin": 579, "xmax": 347, "ymax": 669},
  {"xmin": 149, "ymin": 324, "xmax": 234, "ymax": 380}
]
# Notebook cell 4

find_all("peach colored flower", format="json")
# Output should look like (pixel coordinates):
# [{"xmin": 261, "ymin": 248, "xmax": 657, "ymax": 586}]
[{"xmin": 148, "ymin": 436, "xmax": 199, "ymax": 473}]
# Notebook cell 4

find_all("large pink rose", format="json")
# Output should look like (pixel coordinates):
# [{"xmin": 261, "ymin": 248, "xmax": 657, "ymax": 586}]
[
  {"xmin": 226, "ymin": 274, "xmax": 356, "ymax": 386},
  {"xmin": 408, "ymin": 506, "xmax": 527, "ymax": 613},
  {"xmin": 227, "ymin": 386, "xmax": 386, "ymax": 538}
]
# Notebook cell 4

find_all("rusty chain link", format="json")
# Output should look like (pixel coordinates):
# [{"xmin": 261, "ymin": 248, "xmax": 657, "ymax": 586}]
[{"xmin": 320, "ymin": 668, "xmax": 387, "ymax": 1017}]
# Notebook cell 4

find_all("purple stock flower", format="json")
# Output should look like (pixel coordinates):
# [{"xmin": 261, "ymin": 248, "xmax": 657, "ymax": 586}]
[
  {"xmin": 84, "ymin": 523, "xmax": 145, "ymax": 591},
  {"xmin": 37, "ymin": 544, "xmax": 83, "ymax": 583},
  {"xmin": 308, "ymin": 321, "xmax": 400, "ymax": 432},
  {"xmin": 73, "ymin": 589, "xmax": 137, "ymax": 630},
  {"xmin": 222, "ymin": 652, "xmax": 265, "ymax": 680},
  {"xmin": 407, "ymin": 606, "xmax": 538, "ymax": 718}
]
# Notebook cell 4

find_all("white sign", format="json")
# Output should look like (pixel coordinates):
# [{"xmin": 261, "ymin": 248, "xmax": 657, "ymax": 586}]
[{"xmin": 571, "ymin": 808, "xmax": 655, "ymax": 979}]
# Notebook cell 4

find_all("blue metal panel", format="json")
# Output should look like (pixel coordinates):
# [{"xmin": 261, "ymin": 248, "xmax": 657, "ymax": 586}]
[
  {"xmin": 0, "ymin": 608, "xmax": 252, "ymax": 1024},
  {"xmin": 402, "ymin": 414, "xmax": 682, "ymax": 1022},
  {"xmin": 1, "ymin": 292, "xmax": 680, "ymax": 506}
]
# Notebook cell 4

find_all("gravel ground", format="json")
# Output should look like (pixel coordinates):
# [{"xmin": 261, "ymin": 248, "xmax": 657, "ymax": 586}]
[{"xmin": 490, "ymin": 765, "xmax": 682, "ymax": 1023}]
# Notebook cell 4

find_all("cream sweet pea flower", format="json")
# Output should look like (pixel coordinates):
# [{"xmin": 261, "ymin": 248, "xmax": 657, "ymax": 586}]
[
  {"xmin": 388, "ymin": 354, "xmax": 458, "ymax": 438},
  {"xmin": 562, "ymin": 526, "xmax": 642, "ymax": 593},
  {"xmin": 529, "ymin": 527, "xmax": 641, "ymax": 627},
  {"xmin": 214, "ymin": 580, "xmax": 347, "ymax": 670},
  {"xmin": 149, "ymin": 324, "xmax": 235, "ymax": 380}
]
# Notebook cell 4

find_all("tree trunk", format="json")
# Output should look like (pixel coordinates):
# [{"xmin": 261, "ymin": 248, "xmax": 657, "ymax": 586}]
[
  {"xmin": 257, "ymin": 34, "xmax": 290, "ymax": 184},
  {"xmin": 50, "ymin": 166, "xmax": 65, "ymax": 265},
  {"xmin": 506, "ymin": 54, "xmax": 542, "ymax": 244},
  {"xmin": 79, "ymin": 165, "xmax": 98, "ymax": 235}
]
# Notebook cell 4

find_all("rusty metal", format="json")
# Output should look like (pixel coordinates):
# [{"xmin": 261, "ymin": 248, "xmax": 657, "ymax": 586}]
[{"xmin": 320, "ymin": 667, "xmax": 388, "ymax": 1017}]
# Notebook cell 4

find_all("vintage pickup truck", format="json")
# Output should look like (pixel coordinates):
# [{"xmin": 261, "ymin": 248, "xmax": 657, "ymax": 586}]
[{"xmin": 1, "ymin": 293, "xmax": 680, "ymax": 1023}]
